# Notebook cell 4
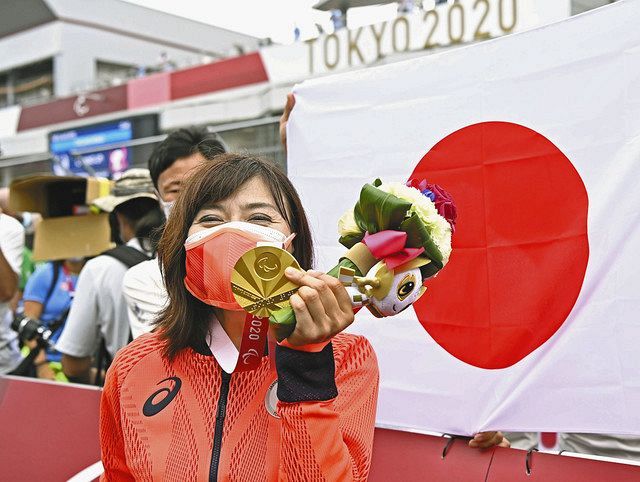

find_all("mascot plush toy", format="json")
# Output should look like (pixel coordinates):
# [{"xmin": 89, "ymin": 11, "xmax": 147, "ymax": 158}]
[{"xmin": 232, "ymin": 178, "xmax": 457, "ymax": 340}]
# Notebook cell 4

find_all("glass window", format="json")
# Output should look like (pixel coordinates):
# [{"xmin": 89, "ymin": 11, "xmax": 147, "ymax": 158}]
[
  {"xmin": 215, "ymin": 120, "xmax": 286, "ymax": 172},
  {"xmin": 0, "ymin": 71, "xmax": 8, "ymax": 108},
  {"xmin": 95, "ymin": 60, "xmax": 137, "ymax": 89},
  {"xmin": 13, "ymin": 58, "xmax": 54, "ymax": 106},
  {"xmin": 0, "ymin": 159, "xmax": 52, "ymax": 187}
]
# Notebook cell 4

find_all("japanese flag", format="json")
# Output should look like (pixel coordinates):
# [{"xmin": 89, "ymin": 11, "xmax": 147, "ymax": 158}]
[{"xmin": 287, "ymin": 0, "xmax": 640, "ymax": 435}]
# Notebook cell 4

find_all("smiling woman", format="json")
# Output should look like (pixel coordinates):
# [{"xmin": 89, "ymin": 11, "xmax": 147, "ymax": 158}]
[{"xmin": 99, "ymin": 153, "xmax": 380, "ymax": 481}]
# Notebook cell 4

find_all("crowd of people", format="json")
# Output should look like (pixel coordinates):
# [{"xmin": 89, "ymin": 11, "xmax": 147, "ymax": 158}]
[
  {"xmin": 0, "ymin": 117, "xmax": 503, "ymax": 477},
  {"xmin": 0, "ymin": 126, "xmax": 225, "ymax": 384},
  {"xmin": 0, "ymin": 112, "xmax": 638, "ymax": 477}
]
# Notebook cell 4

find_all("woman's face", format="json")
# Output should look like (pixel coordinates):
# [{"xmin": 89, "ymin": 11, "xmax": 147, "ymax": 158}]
[
  {"xmin": 64, "ymin": 258, "xmax": 85, "ymax": 274},
  {"xmin": 188, "ymin": 177, "xmax": 292, "ymax": 238}
]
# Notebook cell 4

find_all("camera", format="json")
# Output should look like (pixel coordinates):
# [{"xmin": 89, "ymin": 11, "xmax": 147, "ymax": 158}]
[{"xmin": 11, "ymin": 314, "xmax": 56, "ymax": 349}]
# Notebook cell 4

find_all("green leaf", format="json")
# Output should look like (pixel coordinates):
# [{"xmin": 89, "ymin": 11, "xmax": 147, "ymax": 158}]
[
  {"xmin": 353, "ymin": 199, "xmax": 368, "ymax": 233},
  {"xmin": 269, "ymin": 307, "xmax": 297, "ymax": 342},
  {"xmin": 338, "ymin": 232, "xmax": 364, "ymax": 249},
  {"xmin": 354, "ymin": 183, "xmax": 412, "ymax": 234},
  {"xmin": 400, "ymin": 214, "xmax": 444, "ymax": 270},
  {"xmin": 420, "ymin": 261, "xmax": 440, "ymax": 279}
]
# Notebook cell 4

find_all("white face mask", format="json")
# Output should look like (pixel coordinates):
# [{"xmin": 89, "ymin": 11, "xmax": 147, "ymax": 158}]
[
  {"xmin": 184, "ymin": 221, "xmax": 294, "ymax": 248},
  {"xmin": 159, "ymin": 198, "xmax": 174, "ymax": 219}
]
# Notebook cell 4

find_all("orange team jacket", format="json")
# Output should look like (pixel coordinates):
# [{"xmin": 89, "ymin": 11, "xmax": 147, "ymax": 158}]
[{"xmin": 100, "ymin": 331, "xmax": 379, "ymax": 481}]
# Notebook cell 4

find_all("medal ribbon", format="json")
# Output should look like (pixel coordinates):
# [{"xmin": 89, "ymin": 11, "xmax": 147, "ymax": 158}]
[{"xmin": 232, "ymin": 313, "xmax": 269, "ymax": 372}]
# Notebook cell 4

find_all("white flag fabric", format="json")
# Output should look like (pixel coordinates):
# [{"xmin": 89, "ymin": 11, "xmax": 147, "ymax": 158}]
[{"xmin": 287, "ymin": 0, "xmax": 640, "ymax": 436}]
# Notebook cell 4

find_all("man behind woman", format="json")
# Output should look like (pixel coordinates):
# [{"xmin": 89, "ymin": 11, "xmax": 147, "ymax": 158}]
[{"xmin": 56, "ymin": 169, "xmax": 164, "ymax": 384}]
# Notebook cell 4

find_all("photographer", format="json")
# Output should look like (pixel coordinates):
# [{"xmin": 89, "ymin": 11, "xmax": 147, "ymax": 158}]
[
  {"xmin": 21, "ymin": 257, "xmax": 84, "ymax": 380},
  {"xmin": 56, "ymin": 169, "xmax": 162, "ymax": 384}
]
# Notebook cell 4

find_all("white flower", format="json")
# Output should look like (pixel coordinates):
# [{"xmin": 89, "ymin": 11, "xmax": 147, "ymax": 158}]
[
  {"xmin": 338, "ymin": 207, "xmax": 361, "ymax": 237},
  {"xmin": 376, "ymin": 182, "xmax": 452, "ymax": 265}
]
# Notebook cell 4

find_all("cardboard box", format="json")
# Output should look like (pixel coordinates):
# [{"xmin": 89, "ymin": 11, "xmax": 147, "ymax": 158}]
[{"xmin": 9, "ymin": 175, "xmax": 113, "ymax": 261}]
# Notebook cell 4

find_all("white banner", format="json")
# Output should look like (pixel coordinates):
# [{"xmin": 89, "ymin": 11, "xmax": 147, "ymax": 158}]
[
  {"xmin": 261, "ymin": 0, "xmax": 570, "ymax": 84},
  {"xmin": 288, "ymin": 0, "xmax": 640, "ymax": 436}
]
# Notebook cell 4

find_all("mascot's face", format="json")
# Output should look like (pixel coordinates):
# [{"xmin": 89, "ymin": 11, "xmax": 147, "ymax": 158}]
[{"xmin": 368, "ymin": 265, "xmax": 426, "ymax": 318}]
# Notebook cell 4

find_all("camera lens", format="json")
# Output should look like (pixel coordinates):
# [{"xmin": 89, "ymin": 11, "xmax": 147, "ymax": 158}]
[{"xmin": 11, "ymin": 314, "xmax": 53, "ymax": 345}]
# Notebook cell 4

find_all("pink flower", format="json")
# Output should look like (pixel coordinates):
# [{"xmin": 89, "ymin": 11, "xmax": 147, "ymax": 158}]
[
  {"xmin": 407, "ymin": 178, "xmax": 457, "ymax": 233},
  {"xmin": 427, "ymin": 183, "xmax": 457, "ymax": 233}
]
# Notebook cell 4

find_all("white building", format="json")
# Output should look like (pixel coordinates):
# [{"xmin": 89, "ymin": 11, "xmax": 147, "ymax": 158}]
[
  {"xmin": 0, "ymin": 0, "xmax": 258, "ymax": 105},
  {"xmin": 0, "ymin": 0, "xmax": 618, "ymax": 185}
]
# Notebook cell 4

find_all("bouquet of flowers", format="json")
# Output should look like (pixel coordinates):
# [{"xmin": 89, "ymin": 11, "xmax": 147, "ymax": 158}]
[{"xmin": 269, "ymin": 178, "xmax": 457, "ymax": 340}]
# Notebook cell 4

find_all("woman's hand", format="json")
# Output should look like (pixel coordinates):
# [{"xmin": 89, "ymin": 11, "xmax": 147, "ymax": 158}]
[
  {"xmin": 468, "ymin": 431, "xmax": 510, "ymax": 449},
  {"xmin": 279, "ymin": 93, "xmax": 295, "ymax": 150},
  {"xmin": 284, "ymin": 268, "xmax": 354, "ymax": 346}
]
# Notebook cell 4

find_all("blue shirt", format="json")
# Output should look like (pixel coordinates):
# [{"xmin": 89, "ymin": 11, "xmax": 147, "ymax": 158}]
[{"xmin": 23, "ymin": 262, "xmax": 78, "ymax": 362}]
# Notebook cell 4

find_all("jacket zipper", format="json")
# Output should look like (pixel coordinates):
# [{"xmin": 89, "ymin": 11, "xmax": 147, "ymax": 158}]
[{"xmin": 209, "ymin": 370, "xmax": 231, "ymax": 482}]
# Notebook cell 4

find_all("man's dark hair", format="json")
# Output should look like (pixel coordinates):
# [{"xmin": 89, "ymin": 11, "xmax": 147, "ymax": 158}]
[
  {"xmin": 111, "ymin": 197, "xmax": 164, "ymax": 249},
  {"xmin": 114, "ymin": 197, "xmax": 159, "ymax": 224},
  {"xmin": 148, "ymin": 127, "xmax": 226, "ymax": 188},
  {"xmin": 134, "ymin": 207, "xmax": 165, "ymax": 253}
]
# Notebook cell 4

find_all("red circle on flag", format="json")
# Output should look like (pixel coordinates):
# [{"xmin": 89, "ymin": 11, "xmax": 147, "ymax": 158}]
[{"xmin": 410, "ymin": 121, "xmax": 589, "ymax": 369}]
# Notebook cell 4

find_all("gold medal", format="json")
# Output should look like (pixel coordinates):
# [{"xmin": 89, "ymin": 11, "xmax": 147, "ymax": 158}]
[{"xmin": 231, "ymin": 246, "xmax": 301, "ymax": 318}]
